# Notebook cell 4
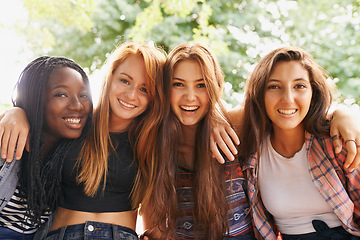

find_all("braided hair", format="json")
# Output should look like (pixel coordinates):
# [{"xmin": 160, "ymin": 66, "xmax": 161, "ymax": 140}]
[{"xmin": 12, "ymin": 56, "xmax": 93, "ymax": 224}]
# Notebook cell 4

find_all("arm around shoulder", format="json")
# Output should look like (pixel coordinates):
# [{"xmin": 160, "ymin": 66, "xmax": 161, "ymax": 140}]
[{"xmin": 0, "ymin": 107, "xmax": 29, "ymax": 162}]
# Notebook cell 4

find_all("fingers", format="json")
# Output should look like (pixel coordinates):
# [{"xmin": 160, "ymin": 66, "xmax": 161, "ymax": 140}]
[
  {"xmin": 6, "ymin": 131, "xmax": 18, "ymax": 162},
  {"xmin": 0, "ymin": 124, "xmax": 28, "ymax": 162},
  {"xmin": 344, "ymin": 139, "xmax": 357, "ymax": 171},
  {"xmin": 1, "ymin": 124, "xmax": 27, "ymax": 162},
  {"xmin": 25, "ymin": 135, "xmax": 30, "ymax": 152},
  {"xmin": 216, "ymin": 138, "xmax": 235, "ymax": 162},
  {"xmin": 226, "ymin": 125, "xmax": 240, "ymax": 145},
  {"xmin": 347, "ymin": 153, "xmax": 360, "ymax": 172},
  {"xmin": 15, "ymin": 129, "xmax": 28, "ymax": 160},
  {"xmin": 0, "ymin": 107, "xmax": 30, "ymax": 161},
  {"xmin": 210, "ymin": 123, "xmax": 239, "ymax": 163},
  {"xmin": 210, "ymin": 136, "xmax": 225, "ymax": 164},
  {"xmin": 1, "ymin": 127, "xmax": 11, "ymax": 161},
  {"xmin": 330, "ymin": 128, "xmax": 342, "ymax": 153},
  {"xmin": 217, "ymin": 128, "xmax": 238, "ymax": 156}
]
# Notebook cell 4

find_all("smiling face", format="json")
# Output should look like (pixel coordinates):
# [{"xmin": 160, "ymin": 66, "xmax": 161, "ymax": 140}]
[
  {"xmin": 108, "ymin": 54, "xmax": 150, "ymax": 132},
  {"xmin": 264, "ymin": 61, "xmax": 313, "ymax": 134},
  {"xmin": 44, "ymin": 67, "xmax": 91, "ymax": 144},
  {"xmin": 170, "ymin": 60, "xmax": 210, "ymax": 127}
]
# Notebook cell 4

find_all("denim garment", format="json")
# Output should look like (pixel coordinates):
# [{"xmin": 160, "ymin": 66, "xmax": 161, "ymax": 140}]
[
  {"xmin": 0, "ymin": 226, "xmax": 35, "ymax": 240},
  {"xmin": 281, "ymin": 220, "xmax": 360, "ymax": 240},
  {"xmin": 0, "ymin": 152, "xmax": 20, "ymax": 212},
  {"xmin": 45, "ymin": 221, "xmax": 138, "ymax": 240},
  {"xmin": 225, "ymin": 233, "xmax": 256, "ymax": 239}
]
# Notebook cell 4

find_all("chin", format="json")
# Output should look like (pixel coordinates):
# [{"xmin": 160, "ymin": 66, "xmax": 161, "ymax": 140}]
[{"xmin": 62, "ymin": 131, "xmax": 83, "ymax": 140}]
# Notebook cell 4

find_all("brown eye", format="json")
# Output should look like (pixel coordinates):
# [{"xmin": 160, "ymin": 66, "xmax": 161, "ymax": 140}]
[
  {"xmin": 172, "ymin": 82, "xmax": 183, "ymax": 87},
  {"xmin": 120, "ymin": 78, "xmax": 129, "ymax": 84},
  {"xmin": 140, "ymin": 87, "xmax": 148, "ymax": 93}
]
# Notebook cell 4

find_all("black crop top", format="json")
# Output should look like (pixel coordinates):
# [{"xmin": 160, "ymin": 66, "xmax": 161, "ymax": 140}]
[{"xmin": 59, "ymin": 132, "xmax": 138, "ymax": 212}]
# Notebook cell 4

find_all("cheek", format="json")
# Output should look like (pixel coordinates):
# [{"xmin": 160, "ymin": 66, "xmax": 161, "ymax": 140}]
[
  {"xmin": 140, "ymin": 95, "xmax": 150, "ymax": 108},
  {"xmin": 83, "ymin": 100, "xmax": 92, "ymax": 115},
  {"xmin": 108, "ymin": 85, "xmax": 117, "ymax": 99},
  {"xmin": 45, "ymin": 99, "xmax": 60, "ymax": 117},
  {"xmin": 202, "ymin": 94, "xmax": 210, "ymax": 109},
  {"xmin": 108, "ymin": 81, "xmax": 122, "ymax": 97},
  {"xmin": 300, "ymin": 91, "xmax": 313, "ymax": 108},
  {"xmin": 44, "ymin": 103, "xmax": 58, "ymax": 130},
  {"xmin": 169, "ymin": 90, "xmax": 178, "ymax": 108}
]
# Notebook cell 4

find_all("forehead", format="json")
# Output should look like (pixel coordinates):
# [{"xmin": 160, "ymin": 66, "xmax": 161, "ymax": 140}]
[
  {"xmin": 173, "ymin": 60, "xmax": 202, "ymax": 80},
  {"xmin": 269, "ymin": 61, "xmax": 309, "ymax": 81},
  {"xmin": 47, "ymin": 67, "xmax": 84, "ymax": 88},
  {"xmin": 113, "ymin": 54, "xmax": 148, "ymax": 84}
]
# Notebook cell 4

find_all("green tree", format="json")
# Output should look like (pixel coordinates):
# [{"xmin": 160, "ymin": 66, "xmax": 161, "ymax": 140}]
[{"xmin": 19, "ymin": 0, "xmax": 360, "ymax": 107}]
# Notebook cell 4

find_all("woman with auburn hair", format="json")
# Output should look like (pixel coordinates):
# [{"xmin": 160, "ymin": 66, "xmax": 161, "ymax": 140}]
[
  {"xmin": 34, "ymin": 42, "xmax": 167, "ymax": 239},
  {"xmin": 141, "ymin": 42, "xmax": 254, "ymax": 240},
  {"xmin": 240, "ymin": 46, "xmax": 360, "ymax": 239}
]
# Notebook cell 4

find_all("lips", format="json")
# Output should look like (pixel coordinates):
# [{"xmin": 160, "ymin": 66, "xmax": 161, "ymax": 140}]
[
  {"xmin": 180, "ymin": 105, "xmax": 199, "ymax": 111},
  {"xmin": 119, "ymin": 99, "xmax": 136, "ymax": 109},
  {"xmin": 278, "ymin": 109, "xmax": 297, "ymax": 115},
  {"xmin": 64, "ymin": 117, "xmax": 81, "ymax": 124},
  {"xmin": 63, "ymin": 116, "xmax": 85, "ymax": 129}
]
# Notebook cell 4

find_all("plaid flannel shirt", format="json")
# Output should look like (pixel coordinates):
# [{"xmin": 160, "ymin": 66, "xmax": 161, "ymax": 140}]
[{"xmin": 244, "ymin": 132, "xmax": 360, "ymax": 240}]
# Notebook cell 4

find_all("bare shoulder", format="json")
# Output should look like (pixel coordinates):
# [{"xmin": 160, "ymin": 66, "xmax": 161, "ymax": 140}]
[{"xmin": 227, "ymin": 107, "xmax": 244, "ymax": 126}]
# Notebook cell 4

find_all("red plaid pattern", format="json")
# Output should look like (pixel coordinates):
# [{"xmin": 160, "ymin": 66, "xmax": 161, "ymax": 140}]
[{"xmin": 244, "ymin": 132, "xmax": 360, "ymax": 240}]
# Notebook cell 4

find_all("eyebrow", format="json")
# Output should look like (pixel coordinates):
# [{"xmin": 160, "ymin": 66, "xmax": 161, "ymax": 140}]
[
  {"xmin": 119, "ymin": 72, "xmax": 133, "ymax": 80},
  {"xmin": 173, "ymin": 77, "xmax": 204, "ymax": 82},
  {"xmin": 51, "ymin": 85, "xmax": 87, "ymax": 90},
  {"xmin": 50, "ymin": 85, "xmax": 70, "ymax": 90},
  {"xmin": 119, "ymin": 72, "xmax": 148, "ymax": 86},
  {"xmin": 267, "ymin": 78, "xmax": 308, "ymax": 82}
]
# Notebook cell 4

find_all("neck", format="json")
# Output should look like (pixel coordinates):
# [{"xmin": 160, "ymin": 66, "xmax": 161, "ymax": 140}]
[
  {"xmin": 182, "ymin": 124, "xmax": 197, "ymax": 143},
  {"xmin": 270, "ymin": 125, "xmax": 305, "ymax": 158},
  {"xmin": 109, "ymin": 116, "xmax": 131, "ymax": 133}
]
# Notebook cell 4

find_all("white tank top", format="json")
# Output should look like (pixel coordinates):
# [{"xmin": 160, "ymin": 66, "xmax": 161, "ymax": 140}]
[{"xmin": 258, "ymin": 135, "xmax": 342, "ymax": 234}]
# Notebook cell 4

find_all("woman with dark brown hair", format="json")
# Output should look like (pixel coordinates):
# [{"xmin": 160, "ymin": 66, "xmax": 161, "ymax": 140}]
[{"xmin": 240, "ymin": 46, "xmax": 360, "ymax": 239}]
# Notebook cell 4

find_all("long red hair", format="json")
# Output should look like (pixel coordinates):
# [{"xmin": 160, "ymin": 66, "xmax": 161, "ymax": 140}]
[{"xmin": 77, "ymin": 42, "xmax": 166, "ymax": 199}]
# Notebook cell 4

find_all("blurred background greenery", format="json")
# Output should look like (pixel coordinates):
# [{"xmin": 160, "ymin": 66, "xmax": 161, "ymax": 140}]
[{"xmin": 1, "ymin": 0, "xmax": 360, "ymax": 110}]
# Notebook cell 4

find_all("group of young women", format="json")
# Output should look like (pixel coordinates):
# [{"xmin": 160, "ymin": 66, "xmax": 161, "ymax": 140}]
[{"xmin": 0, "ymin": 41, "xmax": 360, "ymax": 240}]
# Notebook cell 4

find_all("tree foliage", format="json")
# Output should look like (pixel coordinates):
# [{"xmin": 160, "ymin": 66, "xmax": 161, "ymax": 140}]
[{"xmin": 19, "ymin": 0, "xmax": 360, "ymax": 106}]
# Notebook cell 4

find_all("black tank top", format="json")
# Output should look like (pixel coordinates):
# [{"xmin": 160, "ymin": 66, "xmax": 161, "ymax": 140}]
[{"xmin": 59, "ymin": 132, "xmax": 138, "ymax": 212}]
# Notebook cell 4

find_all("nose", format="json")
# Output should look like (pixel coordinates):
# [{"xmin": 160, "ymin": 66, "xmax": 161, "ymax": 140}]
[
  {"xmin": 69, "ymin": 96, "xmax": 84, "ymax": 111},
  {"xmin": 184, "ymin": 87, "xmax": 196, "ymax": 101},
  {"xmin": 282, "ymin": 87, "xmax": 294, "ymax": 103},
  {"xmin": 127, "ymin": 86, "xmax": 136, "ymax": 100}
]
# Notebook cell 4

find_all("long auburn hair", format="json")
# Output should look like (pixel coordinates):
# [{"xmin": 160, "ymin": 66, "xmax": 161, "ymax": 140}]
[
  {"xmin": 77, "ymin": 42, "xmax": 166, "ymax": 197},
  {"xmin": 239, "ymin": 46, "xmax": 333, "ymax": 164},
  {"xmin": 12, "ymin": 56, "xmax": 92, "ymax": 225},
  {"xmin": 147, "ymin": 42, "xmax": 231, "ymax": 239}
]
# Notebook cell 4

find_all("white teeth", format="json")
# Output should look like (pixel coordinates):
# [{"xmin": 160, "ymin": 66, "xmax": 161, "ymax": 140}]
[
  {"xmin": 65, "ymin": 118, "xmax": 81, "ymax": 124},
  {"xmin": 120, "ymin": 100, "xmax": 136, "ymax": 108},
  {"xmin": 181, "ymin": 106, "xmax": 199, "ymax": 111},
  {"xmin": 278, "ymin": 109, "xmax": 297, "ymax": 115}
]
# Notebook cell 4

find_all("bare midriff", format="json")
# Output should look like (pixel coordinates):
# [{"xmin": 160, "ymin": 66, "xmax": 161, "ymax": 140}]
[{"xmin": 50, "ymin": 207, "xmax": 137, "ymax": 231}]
